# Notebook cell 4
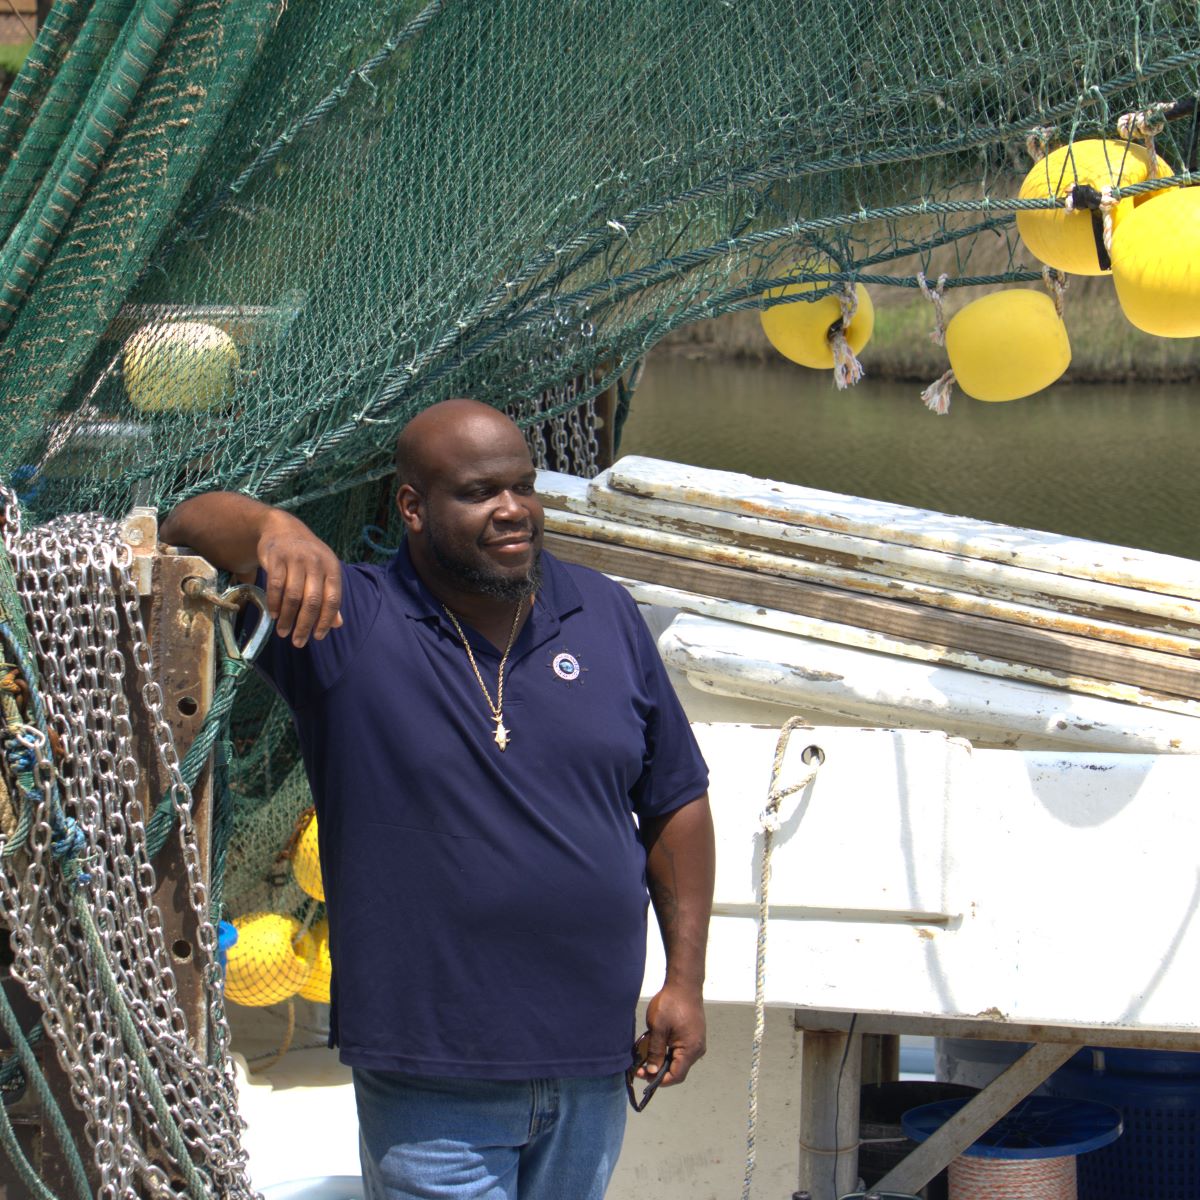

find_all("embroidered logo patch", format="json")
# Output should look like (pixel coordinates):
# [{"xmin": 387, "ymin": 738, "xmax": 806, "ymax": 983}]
[{"xmin": 551, "ymin": 651, "xmax": 582, "ymax": 681}]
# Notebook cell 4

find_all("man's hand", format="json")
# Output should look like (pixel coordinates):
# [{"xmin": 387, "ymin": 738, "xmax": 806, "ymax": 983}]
[
  {"xmin": 256, "ymin": 509, "xmax": 343, "ymax": 648},
  {"xmin": 640, "ymin": 982, "xmax": 706, "ymax": 1086},
  {"xmin": 160, "ymin": 492, "xmax": 343, "ymax": 648}
]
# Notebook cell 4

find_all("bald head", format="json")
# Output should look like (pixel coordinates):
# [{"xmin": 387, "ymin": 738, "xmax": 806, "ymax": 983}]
[
  {"xmin": 393, "ymin": 398, "xmax": 543, "ymax": 606},
  {"xmin": 395, "ymin": 398, "xmax": 527, "ymax": 494}
]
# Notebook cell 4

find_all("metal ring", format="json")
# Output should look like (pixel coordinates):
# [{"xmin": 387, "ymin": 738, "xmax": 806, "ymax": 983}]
[
  {"xmin": 215, "ymin": 584, "xmax": 274, "ymax": 663},
  {"xmin": 9, "ymin": 723, "xmax": 46, "ymax": 751}
]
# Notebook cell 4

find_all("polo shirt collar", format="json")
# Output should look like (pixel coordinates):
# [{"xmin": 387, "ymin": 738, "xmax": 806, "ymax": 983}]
[{"xmin": 387, "ymin": 540, "xmax": 583, "ymax": 645}]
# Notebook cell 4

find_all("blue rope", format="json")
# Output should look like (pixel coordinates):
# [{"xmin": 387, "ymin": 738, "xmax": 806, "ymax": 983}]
[
  {"xmin": 361, "ymin": 525, "xmax": 399, "ymax": 556},
  {"xmin": 0, "ymin": 623, "xmax": 84, "ymax": 882}
]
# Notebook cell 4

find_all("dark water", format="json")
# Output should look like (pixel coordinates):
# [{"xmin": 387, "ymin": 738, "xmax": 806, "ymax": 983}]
[{"xmin": 620, "ymin": 357, "xmax": 1200, "ymax": 560}]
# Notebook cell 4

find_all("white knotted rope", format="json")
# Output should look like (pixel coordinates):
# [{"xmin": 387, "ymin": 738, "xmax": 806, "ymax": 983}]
[
  {"xmin": 1025, "ymin": 124, "xmax": 1057, "ymax": 162},
  {"xmin": 917, "ymin": 270, "xmax": 950, "ymax": 346},
  {"xmin": 916, "ymin": 271, "xmax": 955, "ymax": 414},
  {"xmin": 1042, "ymin": 265, "xmax": 1067, "ymax": 318},
  {"xmin": 829, "ymin": 286, "xmax": 865, "ymax": 390},
  {"xmin": 1118, "ymin": 102, "xmax": 1172, "ymax": 181},
  {"xmin": 742, "ymin": 718, "xmax": 824, "ymax": 1200},
  {"xmin": 921, "ymin": 368, "xmax": 956, "ymax": 415}
]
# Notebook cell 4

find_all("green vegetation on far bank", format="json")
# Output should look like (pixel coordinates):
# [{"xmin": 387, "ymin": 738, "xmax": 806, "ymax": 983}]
[
  {"xmin": 0, "ymin": 39, "xmax": 32, "ymax": 99},
  {"xmin": 0, "ymin": 39, "xmax": 32, "ymax": 76}
]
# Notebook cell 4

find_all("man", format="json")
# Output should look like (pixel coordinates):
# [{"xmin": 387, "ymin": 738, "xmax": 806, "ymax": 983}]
[{"xmin": 160, "ymin": 398, "xmax": 715, "ymax": 1200}]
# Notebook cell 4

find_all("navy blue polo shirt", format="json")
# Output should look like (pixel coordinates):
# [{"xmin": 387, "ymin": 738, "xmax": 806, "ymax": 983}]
[{"xmin": 254, "ymin": 543, "xmax": 708, "ymax": 1079}]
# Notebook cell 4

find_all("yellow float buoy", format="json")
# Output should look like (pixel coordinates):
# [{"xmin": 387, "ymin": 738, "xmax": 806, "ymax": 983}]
[
  {"xmin": 295, "ymin": 919, "xmax": 332, "ymax": 1005},
  {"xmin": 291, "ymin": 809, "xmax": 324, "ymax": 902},
  {"xmin": 1111, "ymin": 186, "xmax": 1200, "ymax": 338},
  {"xmin": 944, "ymin": 290, "xmax": 1071, "ymax": 402},
  {"xmin": 123, "ymin": 321, "xmax": 239, "ymax": 412},
  {"xmin": 759, "ymin": 264, "xmax": 874, "ymax": 370},
  {"xmin": 1016, "ymin": 140, "xmax": 1174, "ymax": 276},
  {"xmin": 223, "ymin": 912, "xmax": 312, "ymax": 1007}
]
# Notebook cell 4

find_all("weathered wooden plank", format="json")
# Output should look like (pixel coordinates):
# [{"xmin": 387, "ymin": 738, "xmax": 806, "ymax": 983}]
[
  {"xmin": 543, "ymin": 503, "xmax": 1200, "ymax": 659},
  {"xmin": 600, "ymin": 457, "xmax": 1200, "ymax": 602},
  {"xmin": 544, "ymin": 531, "xmax": 1200, "ymax": 701},
  {"xmin": 634, "ymin": 579, "xmax": 1200, "ymax": 727},
  {"xmin": 659, "ymin": 612, "xmax": 1200, "ymax": 750},
  {"xmin": 793, "ymin": 1008, "xmax": 1200, "ymax": 1050},
  {"xmin": 550, "ymin": 477, "xmax": 1200, "ymax": 634}
]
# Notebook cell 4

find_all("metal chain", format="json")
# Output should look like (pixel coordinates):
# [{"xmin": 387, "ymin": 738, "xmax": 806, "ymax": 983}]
[
  {"xmin": 512, "ymin": 375, "xmax": 601, "ymax": 478},
  {"xmin": 0, "ymin": 489, "xmax": 255, "ymax": 1198}
]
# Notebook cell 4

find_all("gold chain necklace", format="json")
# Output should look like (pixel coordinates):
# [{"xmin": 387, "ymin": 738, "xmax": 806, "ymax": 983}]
[{"xmin": 441, "ymin": 600, "xmax": 524, "ymax": 751}]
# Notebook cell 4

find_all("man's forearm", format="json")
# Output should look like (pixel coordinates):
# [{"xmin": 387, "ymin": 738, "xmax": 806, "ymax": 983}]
[
  {"xmin": 161, "ymin": 492, "xmax": 342, "ymax": 645},
  {"xmin": 159, "ymin": 491, "xmax": 281, "ymax": 576},
  {"xmin": 642, "ymin": 794, "xmax": 715, "ymax": 988}
]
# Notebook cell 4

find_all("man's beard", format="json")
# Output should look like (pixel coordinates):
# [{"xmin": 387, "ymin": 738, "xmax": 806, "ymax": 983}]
[{"xmin": 427, "ymin": 521, "xmax": 543, "ymax": 601}]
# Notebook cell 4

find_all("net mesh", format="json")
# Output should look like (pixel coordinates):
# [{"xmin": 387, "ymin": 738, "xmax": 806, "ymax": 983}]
[
  {"xmin": 1, "ymin": 0, "xmax": 1198, "ymax": 523},
  {"xmin": 0, "ymin": 0, "xmax": 1197, "ymax": 1017}
]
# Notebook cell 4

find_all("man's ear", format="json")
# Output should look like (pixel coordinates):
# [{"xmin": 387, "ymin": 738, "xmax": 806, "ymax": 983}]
[{"xmin": 396, "ymin": 484, "xmax": 424, "ymax": 533}]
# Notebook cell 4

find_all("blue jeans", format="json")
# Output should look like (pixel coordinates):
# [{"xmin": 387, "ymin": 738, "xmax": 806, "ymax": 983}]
[{"xmin": 353, "ymin": 1068, "xmax": 627, "ymax": 1200}]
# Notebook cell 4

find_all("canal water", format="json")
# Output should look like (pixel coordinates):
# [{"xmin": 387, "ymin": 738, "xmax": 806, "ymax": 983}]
[{"xmin": 621, "ymin": 356, "xmax": 1200, "ymax": 561}]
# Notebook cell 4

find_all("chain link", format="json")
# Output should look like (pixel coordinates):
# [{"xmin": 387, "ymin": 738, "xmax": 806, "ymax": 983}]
[{"xmin": 0, "ymin": 489, "xmax": 254, "ymax": 1198}]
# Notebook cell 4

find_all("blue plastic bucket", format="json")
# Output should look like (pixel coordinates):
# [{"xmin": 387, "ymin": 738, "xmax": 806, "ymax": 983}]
[{"xmin": 1047, "ymin": 1049, "xmax": 1200, "ymax": 1199}]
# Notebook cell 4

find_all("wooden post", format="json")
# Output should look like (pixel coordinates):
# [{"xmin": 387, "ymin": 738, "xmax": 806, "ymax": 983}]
[
  {"xmin": 143, "ymin": 533, "xmax": 218, "ymax": 1066},
  {"xmin": 797, "ymin": 1027, "xmax": 863, "ymax": 1200},
  {"xmin": 861, "ymin": 1033, "xmax": 900, "ymax": 1085}
]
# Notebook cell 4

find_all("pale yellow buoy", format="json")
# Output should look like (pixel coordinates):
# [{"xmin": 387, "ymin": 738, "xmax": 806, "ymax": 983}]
[
  {"xmin": 223, "ymin": 912, "xmax": 312, "ymax": 1007},
  {"xmin": 295, "ymin": 918, "xmax": 332, "ymax": 1005},
  {"xmin": 1016, "ymin": 140, "xmax": 1174, "ymax": 276},
  {"xmin": 945, "ymin": 290, "xmax": 1071, "ymax": 402},
  {"xmin": 123, "ymin": 321, "xmax": 239, "ymax": 412},
  {"xmin": 291, "ymin": 809, "xmax": 324, "ymax": 902},
  {"xmin": 760, "ymin": 264, "xmax": 874, "ymax": 370},
  {"xmin": 1111, "ymin": 186, "xmax": 1200, "ymax": 338}
]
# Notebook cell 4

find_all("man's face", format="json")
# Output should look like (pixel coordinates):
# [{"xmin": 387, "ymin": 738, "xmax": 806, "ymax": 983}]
[{"xmin": 409, "ymin": 436, "xmax": 545, "ymax": 602}]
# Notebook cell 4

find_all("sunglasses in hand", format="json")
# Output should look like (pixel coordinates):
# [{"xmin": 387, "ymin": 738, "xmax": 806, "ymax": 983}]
[{"xmin": 625, "ymin": 1030, "xmax": 674, "ymax": 1112}]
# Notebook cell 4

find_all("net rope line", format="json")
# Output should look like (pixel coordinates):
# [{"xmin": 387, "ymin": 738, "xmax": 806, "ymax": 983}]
[
  {"xmin": 129, "ymin": 158, "xmax": 1200, "ymax": 509},
  {"xmin": 0, "ymin": 0, "xmax": 191, "ymax": 330},
  {"xmin": 2, "ymin": 51, "xmax": 1200, "ymax": 530},
  {"xmin": 742, "ymin": 717, "xmax": 824, "ymax": 1200},
  {"xmin": 204, "ymin": 196, "xmax": 1107, "ymax": 501},
  {"xmin": 148, "ymin": 44, "xmax": 1188, "ymax": 411},
  {"xmin": 2, "ymin": 15, "xmax": 1190, "ymax": 432}
]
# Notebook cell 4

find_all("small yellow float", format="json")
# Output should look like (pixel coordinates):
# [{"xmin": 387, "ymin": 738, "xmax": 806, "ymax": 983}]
[
  {"xmin": 223, "ymin": 912, "xmax": 313, "ymax": 1007},
  {"xmin": 1110, "ymin": 186, "xmax": 1200, "ymax": 338},
  {"xmin": 759, "ymin": 262, "xmax": 874, "ymax": 372},
  {"xmin": 291, "ymin": 809, "xmax": 324, "ymax": 902},
  {"xmin": 1016, "ymin": 140, "xmax": 1173, "ymax": 276},
  {"xmin": 123, "ymin": 321, "xmax": 239, "ymax": 412},
  {"xmin": 944, "ymin": 290, "xmax": 1071, "ymax": 402},
  {"xmin": 295, "ymin": 918, "xmax": 332, "ymax": 1005}
]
